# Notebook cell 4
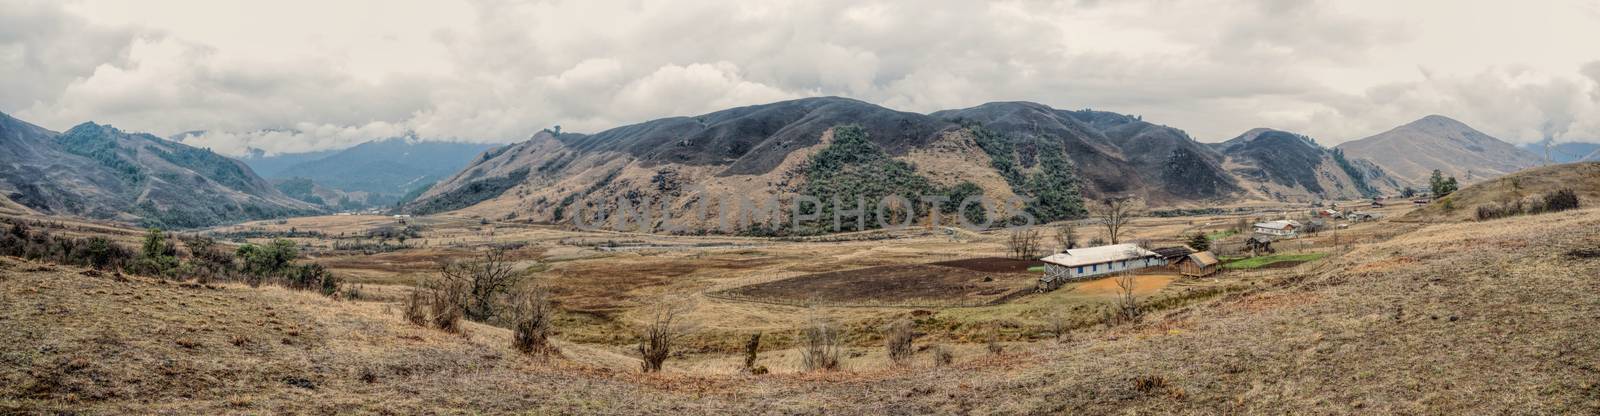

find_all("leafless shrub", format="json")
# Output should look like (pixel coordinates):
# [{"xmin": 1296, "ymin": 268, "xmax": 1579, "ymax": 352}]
[
  {"xmin": 1543, "ymin": 188, "xmax": 1580, "ymax": 212},
  {"xmin": 403, "ymin": 285, "xmax": 428, "ymax": 327},
  {"xmin": 800, "ymin": 312, "xmax": 842, "ymax": 372},
  {"xmin": 421, "ymin": 277, "xmax": 466, "ymax": 333},
  {"xmin": 884, "ymin": 319, "xmax": 915, "ymax": 365},
  {"xmin": 1112, "ymin": 271, "xmax": 1142, "ymax": 324},
  {"xmin": 743, "ymin": 333, "xmax": 767, "ymax": 375},
  {"xmin": 986, "ymin": 331, "xmax": 1004, "ymax": 355},
  {"xmin": 1048, "ymin": 311, "xmax": 1071, "ymax": 343},
  {"xmin": 1053, "ymin": 223, "xmax": 1078, "ymax": 251},
  {"xmin": 636, "ymin": 297, "xmax": 695, "ymax": 372},
  {"xmin": 1133, "ymin": 374, "xmax": 1170, "ymax": 394},
  {"xmin": 1006, "ymin": 228, "xmax": 1043, "ymax": 259},
  {"xmin": 930, "ymin": 344, "xmax": 954, "ymax": 367},
  {"xmin": 436, "ymin": 249, "xmax": 524, "ymax": 322},
  {"xmin": 509, "ymin": 285, "xmax": 557, "ymax": 356}
]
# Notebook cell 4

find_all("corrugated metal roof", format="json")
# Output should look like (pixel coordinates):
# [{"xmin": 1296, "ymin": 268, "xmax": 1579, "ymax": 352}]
[
  {"xmin": 1039, "ymin": 244, "xmax": 1158, "ymax": 267},
  {"xmin": 1254, "ymin": 220, "xmax": 1297, "ymax": 230},
  {"xmin": 1152, "ymin": 246, "xmax": 1193, "ymax": 259}
]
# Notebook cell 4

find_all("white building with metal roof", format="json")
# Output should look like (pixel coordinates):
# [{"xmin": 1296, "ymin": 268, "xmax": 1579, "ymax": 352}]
[{"xmin": 1037, "ymin": 243, "xmax": 1164, "ymax": 290}]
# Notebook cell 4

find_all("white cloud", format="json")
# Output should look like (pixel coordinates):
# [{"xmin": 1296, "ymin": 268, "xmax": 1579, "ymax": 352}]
[{"xmin": 2, "ymin": 0, "xmax": 1598, "ymax": 157}]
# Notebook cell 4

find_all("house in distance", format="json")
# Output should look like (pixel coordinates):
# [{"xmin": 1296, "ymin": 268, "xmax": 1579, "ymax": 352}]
[
  {"xmin": 1037, "ymin": 244, "xmax": 1164, "ymax": 291},
  {"xmin": 1253, "ymin": 220, "xmax": 1300, "ymax": 238}
]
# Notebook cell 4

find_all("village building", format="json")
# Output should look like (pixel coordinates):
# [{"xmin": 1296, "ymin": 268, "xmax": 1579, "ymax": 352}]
[
  {"xmin": 1345, "ymin": 211, "xmax": 1380, "ymax": 222},
  {"xmin": 1245, "ymin": 235, "xmax": 1276, "ymax": 254},
  {"xmin": 1175, "ymin": 251, "xmax": 1221, "ymax": 277},
  {"xmin": 1151, "ymin": 246, "xmax": 1195, "ymax": 265},
  {"xmin": 1038, "ymin": 244, "xmax": 1164, "ymax": 291},
  {"xmin": 1253, "ymin": 220, "xmax": 1299, "ymax": 238}
]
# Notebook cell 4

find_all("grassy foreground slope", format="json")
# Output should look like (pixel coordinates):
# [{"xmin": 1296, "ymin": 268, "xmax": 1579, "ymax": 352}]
[
  {"xmin": 1404, "ymin": 161, "xmax": 1600, "ymax": 222},
  {"xmin": 4, "ymin": 209, "xmax": 1600, "ymax": 414}
]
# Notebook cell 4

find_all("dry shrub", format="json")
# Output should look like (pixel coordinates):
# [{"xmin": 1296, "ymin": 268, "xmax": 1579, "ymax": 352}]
[
  {"xmin": 636, "ymin": 297, "xmax": 695, "ymax": 372},
  {"xmin": 509, "ymin": 285, "xmax": 557, "ymax": 356},
  {"xmin": 421, "ymin": 278, "xmax": 466, "ymax": 333},
  {"xmin": 1049, "ymin": 311, "xmax": 1071, "ymax": 343},
  {"xmin": 930, "ymin": 344, "xmax": 953, "ymax": 367},
  {"xmin": 1006, "ymin": 228, "xmax": 1043, "ymax": 259},
  {"xmin": 1112, "ymin": 271, "xmax": 1142, "ymax": 324},
  {"xmin": 800, "ymin": 312, "xmax": 842, "ymax": 372},
  {"xmin": 403, "ymin": 285, "xmax": 428, "ymax": 327},
  {"xmin": 743, "ymin": 333, "xmax": 767, "ymax": 375},
  {"xmin": 884, "ymin": 319, "xmax": 915, "ymax": 365},
  {"xmin": 1054, "ymin": 223, "xmax": 1078, "ymax": 251},
  {"xmin": 436, "ymin": 248, "xmax": 524, "ymax": 322},
  {"xmin": 1133, "ymin": 374, "xmax": 1172, "ymax": 396},
  {"xmin": 175, "ymin": 338, "xmax": 201, "ymax": 349}
]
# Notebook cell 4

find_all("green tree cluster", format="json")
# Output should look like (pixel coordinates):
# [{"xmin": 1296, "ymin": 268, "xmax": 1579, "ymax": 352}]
[{"xmin": 1429, "ymin": 169, "xmax": 1459, "ymax": 197}]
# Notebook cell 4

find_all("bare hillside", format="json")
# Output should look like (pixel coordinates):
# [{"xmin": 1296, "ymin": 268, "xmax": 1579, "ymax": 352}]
[
  {"xmin": 405, "ymin": 98, "xmax": 1271, "ymax": 230},
  {"xmin": 1403, "ymin": 161, "xmax": 1600, "ymax": 222},
  {"xmin": 0, "ymin": 112, "xmax": 321, "ymax": 228},
  {"xmin": 1337, "ymin": 115, "xmax": 1542, "ymax": 186},
  {"xmin": 1217, "ymin": 128, "xmax": 1399, "ymax": 201}
]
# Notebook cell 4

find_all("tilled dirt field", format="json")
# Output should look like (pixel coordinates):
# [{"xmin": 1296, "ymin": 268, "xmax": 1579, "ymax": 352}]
[
  {"xmin": 719, "ymin": 262, "xmax": 1034, "ymax": 306},
  {"xmin": 929, "ymin": 257, "xmax": 1045, "ymax": 273}
]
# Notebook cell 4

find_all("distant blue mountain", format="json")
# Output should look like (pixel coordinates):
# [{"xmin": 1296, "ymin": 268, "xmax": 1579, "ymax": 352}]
[
  {"xmin": 269, "ymin": 137, "xmax": 497, "ymax": 203},
  {"xmin": 240, "ymin": 148, "xmax": 339, "ymax": 177},
  {"xmin": 1520, "ymin": 141, "xmax": 1600, "ymax": 163}
]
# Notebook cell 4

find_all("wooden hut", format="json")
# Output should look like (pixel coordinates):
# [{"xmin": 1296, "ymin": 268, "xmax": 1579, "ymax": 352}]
[{"xmin": 1176, "ymin": 251, "xmax": 1220, "ymax": 277}]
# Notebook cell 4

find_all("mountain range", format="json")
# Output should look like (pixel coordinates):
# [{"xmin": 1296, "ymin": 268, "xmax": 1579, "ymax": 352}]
[
  {"xmin": 242, "ymin": 137, "xmax": 495, "ymax": 209},
  {"xmin": 403, "ymin": 97, "xmax": 1419, "ymax": 231},
  {"xmin": 0, "ymin": 98, "xmax": 1557, "ymax": 231},
  {"xmin": 1520, "ymin": 141, "xmax": 1600, "ymax": 164},
  {"xmin": 0, "ymin": 113, "xmax": 319, "ymax": 228}
]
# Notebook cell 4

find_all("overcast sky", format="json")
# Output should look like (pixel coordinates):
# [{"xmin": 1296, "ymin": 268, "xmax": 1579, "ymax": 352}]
[{"xmin": 3, "ymin": 0, "xmax": 1599, "ymax": 156}]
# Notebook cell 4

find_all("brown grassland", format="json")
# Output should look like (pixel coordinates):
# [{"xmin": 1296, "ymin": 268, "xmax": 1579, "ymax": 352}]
[{"xmin": 3, "ymin": 199, "xmax": 1599, "ymax": 414}]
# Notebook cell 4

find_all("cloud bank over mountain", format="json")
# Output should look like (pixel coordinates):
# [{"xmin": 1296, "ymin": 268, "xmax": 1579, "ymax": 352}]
[{"xmin": 3, "ymin": 0, "xmax": 1598, "ymax": 155}]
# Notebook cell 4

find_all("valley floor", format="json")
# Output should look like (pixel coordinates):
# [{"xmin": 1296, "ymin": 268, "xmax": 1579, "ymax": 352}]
[{"xmin": 4, "ymin": 208, "xmax": 1599, "ymax": 414}]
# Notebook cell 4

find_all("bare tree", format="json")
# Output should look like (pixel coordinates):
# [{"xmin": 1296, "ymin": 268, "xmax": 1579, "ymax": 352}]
[
  {"xmin": 1090, "ymin": 197, "xmax": 1141, "ymax": 244},
  {"xmin": 509, "ymin": 284, "xmax": 557, "ymax": 356},
  {"xmin": 800, "ymin": 311, "xmax": 842, "ymax": 372},
  {"xmin": 437, "ymin": 249, "xmax": 524, "ymax": 322},
  {"xmin": 1053, "ymin": 223, "xmax": 1078, "ymax": 251},
  {"xmin": 1006, "ymin": 228, "xmax": 1044, "ymax": 259},
  {"xmin": 636, "ymin": 297, "xmax": 695, "ymax": 372},
  {"xmin": 884, "ymin": 319, "xmax": 915, "ymax": 366},
  {"xmin": 1112, "ymin": 270, "xmax": 1141, "ymax": 324}
]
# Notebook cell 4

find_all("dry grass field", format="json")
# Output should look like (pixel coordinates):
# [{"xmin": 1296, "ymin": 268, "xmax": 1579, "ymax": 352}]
[{"xmin": 5, "ymin": 200, "xmax": 1598, "ymax": 413}]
